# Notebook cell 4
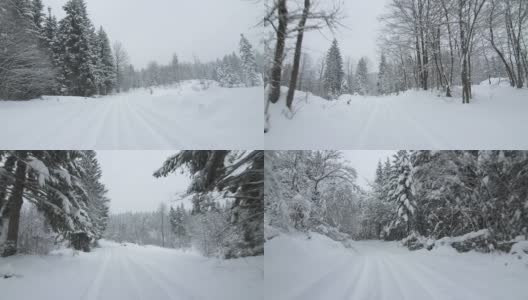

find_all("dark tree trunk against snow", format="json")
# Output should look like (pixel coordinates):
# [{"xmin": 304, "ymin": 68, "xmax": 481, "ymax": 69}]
[
  {"xmin": 268, "ymin": 0, "xmax": 288, "ymax": 104},
  {"xmin": 489, "ymin": 2, "xmax": 517, "ymax": 87},
  {"xmin": 2, "ymin": 154, "xmax": 27, "ymax": 257},
  {"xmin": 0, "ymin": 156, "xmax": 16, "ymax": 212},
  {"xmin": 441, "ymin": 0, "xmax": 455, "ymax": 97},
  {"xmin": 286, "ymin": 0, "xmax": 310, "ymax": 109}
]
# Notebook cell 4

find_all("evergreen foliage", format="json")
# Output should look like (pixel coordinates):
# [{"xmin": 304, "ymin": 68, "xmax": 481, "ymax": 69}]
[{"xmin": 323, "ymin": 39, "xmax": 345, "ymax": 99}]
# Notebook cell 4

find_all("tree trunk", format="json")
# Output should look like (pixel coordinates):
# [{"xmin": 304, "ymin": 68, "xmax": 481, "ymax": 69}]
[
  {"xmin": 286, "ymin": 0, "xmax": 310, "ymax": 109},
  {"xmin": 2, "ymin": 156, "xmax": 27, "ymax": 257},
  {"xmin": 268, "ymin": 0, "xmax": 288, "ymax": 103}
]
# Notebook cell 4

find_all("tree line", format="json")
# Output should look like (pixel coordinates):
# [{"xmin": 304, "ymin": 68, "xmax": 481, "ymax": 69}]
[
  {"xmin": 380, "ymin": 0, "xmax": 528, "ymax": 103},
  {"xmin": 104, "ymin": 200, "xmax": 233, "ymax": 257},
  {"xmin": 0, "ymin": 0, "xmax": 263, "ymax": 100},
  {"xmin": 0, "ymin": 151, "xmax": 109, "ymax": 256},
  {"xmin": 265, "ymin": 150, "xmax": 528, "ymax": 252},
  {"xmin": 264, "ymin": 0, "xmax": 527, "ymax": 108}
]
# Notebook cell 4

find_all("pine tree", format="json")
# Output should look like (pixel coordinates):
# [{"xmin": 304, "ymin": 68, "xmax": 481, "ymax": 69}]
[
  {"xmin": 0, "ymin": 0, "xmax": 55, "ymax": 99},
  {"xmin": 377, "ymin": 53, "xmax": 389, "ymax": 95},
  {"xmin": 389, "ymin": 150, "xmax": 416, "ymax": 236},
  {"xmin": 355, "ymin": 57, "xmax": 369, "ymax": 95},
  {"xmin": 95, "ymin": 27, "xmax": 116, "ymax": 95},
  {"xmin": 57, "ymin": 0, "xmax": 98, "ymax": 96},
  {"xmin": 0, "ymin": 151, "xmax": 109, "ymax": 256},
  {"xmin": 323, "ymin": 39, "xmax": 344, "ymax": 99},
  {"xmin": 30, "ymin": 0, "xmax": 45, "ymax": 29},
  {"xmin": 170, "ymin": 54, "xmax": 179, "ymax": 83},
  {"xmin": 170, "ymin": 205, "xmax": 190, "ymax": 248},
  {"xmin": 239, "ymin": 34, "xmax": 261, "ymax": 87}
]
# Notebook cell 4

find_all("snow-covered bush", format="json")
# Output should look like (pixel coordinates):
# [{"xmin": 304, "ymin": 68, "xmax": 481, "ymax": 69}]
[{"xmin": 288, "ymin": 194, "xmax": 311, "ymax": 231}]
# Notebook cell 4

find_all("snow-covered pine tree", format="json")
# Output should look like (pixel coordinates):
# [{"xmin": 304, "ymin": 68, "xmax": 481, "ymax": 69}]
[
  {"xmin": 355, "ymin": 57, "xmax": 369, "ymax": 95},
  {"xmin": 170, "ymin": 54, "xmax": 180, "ymax": 83},
  {"xmin": 239, "ymin": 34, "xmax": 261, "ymax": 87},
  {"xmin": 323, "ymin": 39, "xmax": 345, "ymax": 99},
  {"xmin": 377, "ymin": 53, "xmax": 389, "ymax": 95},
  {"xmin": 57, "ymin": 0, "xmax": 98, "ymax": 96},
  {"xmin": 388, "ymin": 150, "xmax": 416, "ymax": 237},
  {"xmin": 0, "ymin": 151, "xmax": 109, "ymax": 256},
  {"xmin": 0, "ymin": 0, "xmax": 55, "ymax": 100},
  {"xmin": 170, "ymin": 205, "xmax": 190, "ymax": 248},
  {"xmin": 95, "ymin": 27, "xmax": 116, "ymax": 95},
  {"xmin": 30, "ymin": 0, "xmax": 45, "ymax": 29},
  {"xmin": 78, "ymin": 151, "xmax": 109, "ymax": 241}
]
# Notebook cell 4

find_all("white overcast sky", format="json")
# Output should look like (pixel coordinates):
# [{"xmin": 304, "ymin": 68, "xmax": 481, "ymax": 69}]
[
  {"xmin": 96, "ymin": 151, "xmax": 190, "ymax": 213},
  {"xmin": 300, "ymin": 0, "xmax": 388, "ymax": 68},
  {"xmin": 342, "ymin": 150, "xmax": 396, "ymax": 189},
  {"xmin": 43, "ymin": 0, "xmax": 261, "ymax": 68}
]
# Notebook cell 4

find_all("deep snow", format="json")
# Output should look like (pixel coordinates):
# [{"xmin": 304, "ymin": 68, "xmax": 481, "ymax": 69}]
[
  {"xmin": 265, "ymin": 83, "xmax": 528, "ymax": 149},
  {"xmin": 265, "ymin": 233, "xmax": 528, "ymax": 300},
  {"xmin": 0, "ymin": 240, "xmax": 263, "ymax": 300},
  {"xmin": 0, "ymin": 81, "xmax": 263, "ymax": 149}
]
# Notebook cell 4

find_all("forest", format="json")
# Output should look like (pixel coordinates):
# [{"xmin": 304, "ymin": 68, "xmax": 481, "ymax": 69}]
[
  {"xmin": 0, "ymin": 0, "xmax": 263, "ymax": 100},
  {"xmin": 107, "ymin": 150, "xmax": 264, "ymax": 258},
  {"xmin": 265, "ymin": 150, "xmax": 528, "ymax": 252},
  {"xmin": 0, "ymin": 150, "xmax": 264, "ymax": 260},
  {"xmin": 264, "ymin": 0, "xmax": 527, "ymax": 107}
]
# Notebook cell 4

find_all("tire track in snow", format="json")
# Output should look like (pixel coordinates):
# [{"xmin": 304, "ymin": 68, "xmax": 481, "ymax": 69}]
[
  {"xmin": 129, "ymin": 100, "xmax": 203, "ymax": 148},
  {"xmin": 344, "ymin": 255, "xmax": 382, "ymax": 300},
  {"xmin": 386, "ymin": 254, "xmax": 487, "ymax": 300},
  {"xmin": 356, "ymin": 100, "xmax": 381, "ymax": 148},
  {"xmin": 115, "ymin": 249, "xmax": 144, "ymax": 300},
  {"xmin": 288, "ymin": 257, "xmax": 358, "ymax": 300},
  {"xmin": 125, "ymin": 100, "xmax": 188, "ymax": 148},
  {"xmin": 123, "ymin": 253, "xmax": 198, "ymax": 300},
  {"xmin": 80, "ymin": 249, "xmax": 112, "ymax": 300}
]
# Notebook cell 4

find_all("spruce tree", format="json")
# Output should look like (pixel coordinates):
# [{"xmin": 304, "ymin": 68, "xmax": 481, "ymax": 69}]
[
  {"xmin": 57, "ymin": 0, "xmax": 98, "ymax": 96},
  {"xmin": 389, "ymin": 150, "xmax": 416, "ymax": 236},
  {"xmin": 30, "ymin": 0, "xmax": 45, "ymax": 29},
  {"xmin": 377, "ymin": 53, "xmax": 389, "ymax": 95},
  {"xmin": 323, "ymin": 39, "xmax": 344, "ymax": 99},
  {"xmin": 355, "ymin": 57, "xmax": 369, "ymax": 95},
  {"xmin": 0, "ymin": 151, "xmax": 110, "ymax": 256},
  {"xmin": 0, "ymin": 0, "xmax": 55, "ymax": 99},
  {"xmin": 239, "ymin": 34, "xmax": 260, "ymax": 87},
  {"xmin": 95, "ymin": 27, "xmax": 116, "ymax": 95}
]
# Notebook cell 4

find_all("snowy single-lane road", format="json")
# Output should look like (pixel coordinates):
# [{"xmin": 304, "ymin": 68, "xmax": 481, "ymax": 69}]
[
  {"xmin": 266, "ymin": 234, "xmax": 528, "ymax": 300},
  {"xmin": 0, "ymin": 240, "xmax": 263, "ymax": 300},
  {"xmin": 0, "ymin": 81, "xmax": 263, "ymax": 149}
]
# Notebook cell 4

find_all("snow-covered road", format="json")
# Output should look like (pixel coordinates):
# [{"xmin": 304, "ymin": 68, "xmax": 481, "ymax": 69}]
[
  {"xmin": 266, "ymin": 83, "xmax": 528, "ymax": 149},
  {"xmin": 0, "ymin": 81, "xmax": 262, "ymax": 149},
  {"xmin": 0, "ymin": 240, "xmax": 263, "ymax": 300},
  {"xmin": 265, "ymin": 234, "xmax": 528, "ymax": 300}
]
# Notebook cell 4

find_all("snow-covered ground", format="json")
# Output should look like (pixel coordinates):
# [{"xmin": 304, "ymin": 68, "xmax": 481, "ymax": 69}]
[
  {"xmin": 0, "ymin": 81, "xmax": 262, "ymax": 149},
  {"xmin": 0, "ymin": 240, "xmax": 263, "ymax": 300},
  {"xmin": 266, "ymin": 82, "xmax": 528, "ymax": 149},
  {"xmin": 265, "ymin": 233, "xmax": 528, "ymax": 300}
]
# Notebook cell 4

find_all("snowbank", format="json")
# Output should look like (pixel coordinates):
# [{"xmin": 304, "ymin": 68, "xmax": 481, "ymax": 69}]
[{"xmin": 266, "ymin": 84, "xmax": 528, "ymax": 149}]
